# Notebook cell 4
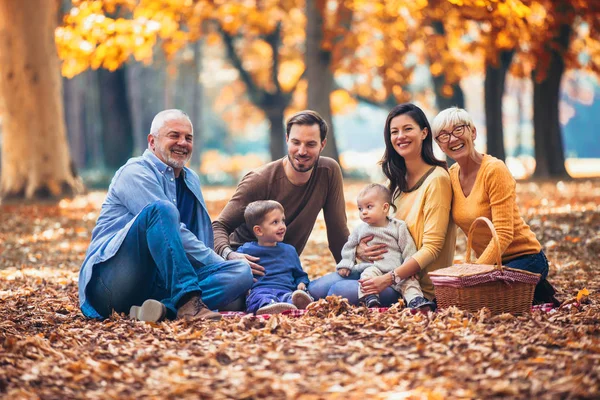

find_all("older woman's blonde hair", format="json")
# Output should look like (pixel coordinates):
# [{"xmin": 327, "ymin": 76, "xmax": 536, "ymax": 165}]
[{"xmin": 431, "ymin": 107, "xmax": 475, "ymax": 137}]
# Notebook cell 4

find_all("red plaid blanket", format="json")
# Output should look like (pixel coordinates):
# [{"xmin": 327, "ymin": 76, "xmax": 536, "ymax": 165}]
[{"xmin": 219, "ymin": 303, "xmax": 557, "ymax": 319}]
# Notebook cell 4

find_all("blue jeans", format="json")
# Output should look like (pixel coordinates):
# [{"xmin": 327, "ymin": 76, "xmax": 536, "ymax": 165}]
[
  {"xmin": 86, "ymin": 201, "xmax": 253, "ymax": 318},
  {"xmin": 246, "ymin": 287, "xmax": 293, "ymax": 314},
  {"xmin": 308, "ymin": 270, "xmax": 401, "ymax": 306},
  {"xmin": 505, "ymin": 250, "xmax": 555, "ymax": 304},
  {"xmin": 505, "ymin": 250, "xmax": 549, "ymax": 280}
]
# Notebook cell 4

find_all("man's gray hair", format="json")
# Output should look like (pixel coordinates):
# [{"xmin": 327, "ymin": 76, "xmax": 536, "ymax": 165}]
[
  {"xmin": 431, "ymin": 107, "xmax": 474, "ymax": 137},
  {"xmin": 150, "ymin": 109, "xmax": 193, "ymax": 137}
]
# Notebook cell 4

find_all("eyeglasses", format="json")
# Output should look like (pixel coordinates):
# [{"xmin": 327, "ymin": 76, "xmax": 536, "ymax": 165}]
[{"xmin": 435, "ymin": 124, "xmax": 468, "ymax": 143}]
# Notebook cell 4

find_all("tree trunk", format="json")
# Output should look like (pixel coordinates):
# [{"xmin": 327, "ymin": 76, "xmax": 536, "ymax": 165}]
[
  {"xmin": 190, "ymin": 40, "xmax": 203, "ymax": 168},
  {"xmin": 265, "ymin": 104, "xmax": 286, "ymax": 160},
  {"xmin": 532, "ymin": 23, "xmax": 571, "ymax": 179},
  {"xmin": 97, "ymin": 67, "xmax": 134, "ymax": 170},
  {"xmin": 484, "ymin": 50, "xmax": 514, "ymax": 161},
  {"xmin": 126, "ymin": 62, "xmax": 147, "ymax": 155},
  {"xmin": 84, "ymin": 70, "xmax": 104, "ymax": 169},
  {"xmin": 305, "ymin": 0, "xmax": 340, "ymax": 163},
  {"xmin": 430, "ymin": 21, "xmax": 465, "ymax": 112},
  {"xmin": 0, "ymin": 0, "xmax": 79, "ymax": 201},
  {"xmin": 514, "ymin": 78, "xmax": 526, "ymax": 157},
  {"xmin": 432, "ymin": 75, "xmax": 465, "ymax": 111},
  {"xmin": 63, "ymin": 74, "xmax": 86, "ymax": 170}
]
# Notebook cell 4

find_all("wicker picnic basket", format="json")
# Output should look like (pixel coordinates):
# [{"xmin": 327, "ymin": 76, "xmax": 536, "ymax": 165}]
[{"xmin": 429, "ymin": 217, "xmax": 541, "ymax": 315}]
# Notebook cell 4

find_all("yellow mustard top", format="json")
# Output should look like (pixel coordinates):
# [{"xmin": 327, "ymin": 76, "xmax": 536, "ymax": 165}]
[
  {"xmin": 394, "ymin": 166, "xmax": 456, "ymax": 299},
  {"xmin": 449, "ymin": 155, "xmax": 541, "ymax": 265}
]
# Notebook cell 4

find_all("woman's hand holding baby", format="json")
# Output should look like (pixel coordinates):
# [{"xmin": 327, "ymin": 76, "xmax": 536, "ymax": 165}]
[{"xmin": 356, "ymin": 235, "xmax": 388, "ymax": 263}]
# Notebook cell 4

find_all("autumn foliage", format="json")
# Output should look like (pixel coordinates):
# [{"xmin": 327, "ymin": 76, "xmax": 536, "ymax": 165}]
[{"xmin": 54, "ymin": 0, "xmax": 600, "ymax": 122}]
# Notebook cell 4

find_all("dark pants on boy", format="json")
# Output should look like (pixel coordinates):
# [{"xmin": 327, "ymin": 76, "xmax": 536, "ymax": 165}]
[{"xmin": 246, "ymin": 287, "xmax": 294, "ymax": 314}]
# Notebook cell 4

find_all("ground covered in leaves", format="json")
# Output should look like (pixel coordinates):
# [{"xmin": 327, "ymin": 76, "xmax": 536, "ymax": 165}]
[{"xmin": 1, "ymin": 180, "xmax": 599, "ymax": 399}]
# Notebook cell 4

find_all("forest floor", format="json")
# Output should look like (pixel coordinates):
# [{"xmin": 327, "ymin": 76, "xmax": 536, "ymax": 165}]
[{"xmin": 1, "ymin": 180, "xmax": 599, "ymax": 399}]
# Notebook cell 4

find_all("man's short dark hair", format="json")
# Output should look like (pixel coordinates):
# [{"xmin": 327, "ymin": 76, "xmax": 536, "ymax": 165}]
[
  {"xmin": 244, "ymin": 200, "xmax": 285, "ymax": 232},
  {"xmin": 285, "ymin": 110, "xmax": 328, "ymax": 142}
]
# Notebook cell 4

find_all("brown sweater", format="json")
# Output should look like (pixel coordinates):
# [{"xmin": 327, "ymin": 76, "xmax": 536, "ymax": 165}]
[{"xmin": 212, "ymin": 157, "xmax": 349, "ymax": 263}]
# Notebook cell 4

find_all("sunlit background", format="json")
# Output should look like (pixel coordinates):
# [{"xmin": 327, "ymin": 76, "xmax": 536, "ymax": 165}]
[{"xmin": 1, "ymin": 0, "xmax": 599, "ymax": 188}]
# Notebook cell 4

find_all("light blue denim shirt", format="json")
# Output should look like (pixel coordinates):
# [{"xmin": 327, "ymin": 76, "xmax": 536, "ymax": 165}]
[{"xmin": 79, "ymin": 150, "xmax": 224, "ymax": 318}]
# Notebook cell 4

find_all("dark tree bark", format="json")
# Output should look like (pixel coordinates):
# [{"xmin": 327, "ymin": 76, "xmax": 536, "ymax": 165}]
[
  {"xmin": 532, "ymin": 22, "xmax": 571, "ymax": 179},
  {"xmin": 126, "ymin": 62, "xmax": 147, "ymax": 155},
  {"xmin": 265, "ymin": 103, "xmax": 286, "ymax": 160},
  {"xmin": 430, "ymin": 21, "xmax": 465, "ymax": 112},
  {"xmin": 431, "ymin": 75, "xmax": 465, "ymax": 111},
  {"xmin": 484, "ymin": 50, "xmax": 515, "ymax": 161},
  {"xmin": 305, "ymin": 0, "xmax": 341, "ymax": 163},
  {"xmin": 98, "ymin": 67, "xmax": 134, "ymax": 170},
  {"xmin": 63, "ymin": 74, "xmax": 86, "ymax": 170},
  {"xmin": 189, "ymin": 40, "xmax": 203, "ymax": 167},
  {"xmin": 84, "ymin": 70, "xmax": 104, "ymax": 169}
]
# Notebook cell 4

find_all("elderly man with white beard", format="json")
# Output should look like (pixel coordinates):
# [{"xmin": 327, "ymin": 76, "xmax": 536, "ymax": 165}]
[{"xmin": 78, "ymin": 109, "xmax": 253, "ymax": 322}]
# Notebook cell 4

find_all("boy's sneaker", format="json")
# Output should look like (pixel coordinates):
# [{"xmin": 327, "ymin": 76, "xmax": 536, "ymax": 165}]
[
  {"xmin": 129, "ymin": 299, "xmax": 167, "ymax": 322},
  {"xmin": 291, "ymin": 290, "xmax": 313, "ymax": 309},
  {"xmin": 256, "ymin": 302, "xmax": 297, "ymax": 315},
  {"xmin": 176, "ymin": 295, "xmax": 222, "ymax": 321},
  {"xmin": 362, "ymin": 294, "xmax": 381, "ymax": 308},
  {"xmin": 407, "ymin": 296, "xmax": 436, "ymax": 312}
]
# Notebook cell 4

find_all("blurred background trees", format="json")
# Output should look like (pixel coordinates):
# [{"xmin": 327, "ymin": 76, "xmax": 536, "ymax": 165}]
[{"xmin": 1, "ymin": 0, "xmax": 600, "ymax": 201}]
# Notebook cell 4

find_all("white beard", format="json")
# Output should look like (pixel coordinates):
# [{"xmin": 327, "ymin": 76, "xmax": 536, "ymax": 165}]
[{"xmin": 157, "ymin": 147, "xmax": 190, "ymax": 169}]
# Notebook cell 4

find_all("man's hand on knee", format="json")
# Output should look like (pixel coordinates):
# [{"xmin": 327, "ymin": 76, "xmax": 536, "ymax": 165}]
[{"xmin": 228, "ymin": 252, "xmax": 265, "ymax": 282}]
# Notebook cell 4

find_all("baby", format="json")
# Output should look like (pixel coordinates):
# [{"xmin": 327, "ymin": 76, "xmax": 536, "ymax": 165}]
[
  {"xmin": 237, "ymin": 200, "xmax": 313, "ymax": 315},
  {"xmin": 337, "ymin": 183, "xmax": 431, "ymax": 308}
]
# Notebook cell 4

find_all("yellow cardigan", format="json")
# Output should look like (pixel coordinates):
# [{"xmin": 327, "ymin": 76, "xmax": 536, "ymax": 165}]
[
  {"xmin": 450, "ymin": 155, "xmax": 541, "ymax": 265},
  {"xmin": 395, "ymin": 166, "xmax": 456, "ymax": 299}
]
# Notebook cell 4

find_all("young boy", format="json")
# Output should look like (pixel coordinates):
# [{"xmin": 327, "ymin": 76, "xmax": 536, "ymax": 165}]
[
  {"xmin": 337, "ymin": 184, "xmax": 434, "ymax": 309},
  {"xmin": 237, "ymin": 200, "xmax": 313, "ymax": 315}
]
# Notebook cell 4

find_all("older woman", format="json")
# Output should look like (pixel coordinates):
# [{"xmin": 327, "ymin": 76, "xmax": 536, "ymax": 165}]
[
  {"xmin": 309, "ymin": 103, "xmax": 456, "ymax": 309},
  {"xmin": 431, "ymin": 107, "xmax": 559, "ymax": 305}
]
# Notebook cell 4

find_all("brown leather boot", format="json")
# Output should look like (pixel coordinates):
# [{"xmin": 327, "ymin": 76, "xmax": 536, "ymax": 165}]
[{"xmin": 176, "ymin": 295, "xmax": 222, "ymax": 321}]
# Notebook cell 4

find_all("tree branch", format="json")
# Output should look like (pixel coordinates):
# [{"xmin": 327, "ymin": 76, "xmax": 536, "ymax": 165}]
[
  {"xmin": 218, "ymin": 24, "xmax": 264, "ymax": 106},
  {"xmin": 289, "ymin": 67, "xmax": 307, "ymax": 95},
  {"xmin": 265, "ymin": 21, "xmax": 282, "ymax": 94}
]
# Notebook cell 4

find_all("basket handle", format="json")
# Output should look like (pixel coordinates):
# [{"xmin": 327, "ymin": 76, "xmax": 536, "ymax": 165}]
[{"xmin": 465, "ymin": 216, "xmax": 503, "ymax": 270}]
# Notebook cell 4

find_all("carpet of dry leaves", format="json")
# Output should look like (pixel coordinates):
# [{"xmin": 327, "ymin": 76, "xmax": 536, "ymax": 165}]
[{"xmin": 1, "ymin": 180, "xmax": 599, "ymax": 399}]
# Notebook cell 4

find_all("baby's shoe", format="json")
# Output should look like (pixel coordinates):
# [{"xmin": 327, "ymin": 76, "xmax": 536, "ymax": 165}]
[
  {"xmin": 407, "ymin": 296, "xmax": 436, "ymax": 312},
  {"xmin": 361, "ymin": 294, "xmax": 381, "ymax": 308},
  {"xmin": 291, "ymin": 290, "xmax": 313, "ymax": 309}
]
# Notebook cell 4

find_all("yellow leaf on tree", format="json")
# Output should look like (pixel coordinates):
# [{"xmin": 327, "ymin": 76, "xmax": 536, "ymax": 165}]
[
  {"xmin": 330, "ymin": 89, "xmax": 357, "ymax": 115},
  {"xmin": 430, "ymin": 62, "xmax": 443, "ymax": 77},
  {"xmin": 442, "ymin": 84, "xmax": 454, "ymax": 98},
  {"xmin": 278, "ymin": 60, "xmax": 304, "ymax": 92}
]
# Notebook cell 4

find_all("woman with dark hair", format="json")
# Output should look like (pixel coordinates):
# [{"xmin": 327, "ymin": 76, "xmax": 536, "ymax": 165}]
[{"xmin": 309, "ymin": 104, "xmax": 456, "ymax": 309}]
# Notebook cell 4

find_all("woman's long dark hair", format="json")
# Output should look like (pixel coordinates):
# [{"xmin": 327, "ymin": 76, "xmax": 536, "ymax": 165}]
[{"xmin": 380, "ymin": 103, "xmax": 447, "ymax": 202}]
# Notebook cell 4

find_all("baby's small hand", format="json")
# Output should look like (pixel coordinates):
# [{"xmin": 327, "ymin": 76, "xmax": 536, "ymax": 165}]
[
  {"xmin": 338, "ymin": 268, "xmax": 351, "ymax": 277},
  {"xmin": 297, "ymin": 282, "xmax": 306, "ymax": 291}
]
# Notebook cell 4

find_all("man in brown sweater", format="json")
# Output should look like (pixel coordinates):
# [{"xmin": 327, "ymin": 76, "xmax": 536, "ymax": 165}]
[{"xmin": 212, "ymin": 110, "xmax": 349, "ymax": 280}]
